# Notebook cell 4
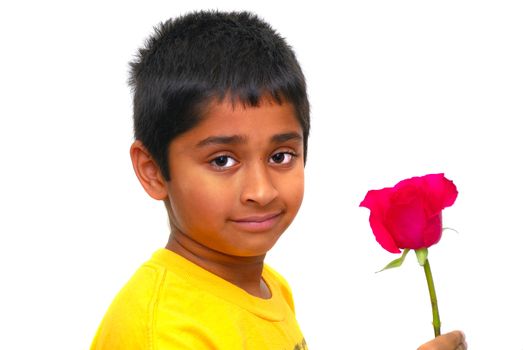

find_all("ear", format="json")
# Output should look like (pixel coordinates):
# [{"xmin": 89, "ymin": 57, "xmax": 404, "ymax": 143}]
[{"xmin": 130, "ymin": 140, "xmax": 168, "ymax": 200}]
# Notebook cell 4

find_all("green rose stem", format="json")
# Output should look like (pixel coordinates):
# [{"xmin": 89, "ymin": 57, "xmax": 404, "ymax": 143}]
[
  {"xmin": 380, "ymin": 248, "xmax": 443, "ymax": 337},
  {"xmin": 423, "ymin": 258, "xmax": 441, "ymax": 337}
]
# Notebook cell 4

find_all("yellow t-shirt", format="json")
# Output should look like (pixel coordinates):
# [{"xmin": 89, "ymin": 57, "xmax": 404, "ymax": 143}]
[{"xmin": 91, "ymin": 249, "xmax": 307, "ymax": 349}]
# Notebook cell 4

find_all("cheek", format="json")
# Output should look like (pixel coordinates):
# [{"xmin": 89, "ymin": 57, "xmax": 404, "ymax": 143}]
[
  {"xmin": 280, "ymin": 171, "xmax": 304, "ymax": 211},
  {"xmin": 168, "ymin": 177, "xmax": 232, "ymax": 228}
]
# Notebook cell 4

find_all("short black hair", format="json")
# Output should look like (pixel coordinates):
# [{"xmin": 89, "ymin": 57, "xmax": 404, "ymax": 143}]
[{"xmin": 129, "ymin": 10, "xmax": 310, "ymax": 180}]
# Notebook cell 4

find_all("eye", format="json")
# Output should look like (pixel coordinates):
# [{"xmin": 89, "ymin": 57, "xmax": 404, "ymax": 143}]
[
  {"xmin": 210, "ymin": 155, "xmax": 238, "ymax": 169},
  {"xmin": 269, "ymin": 152, "xmax": 296, "ymax": 165}
]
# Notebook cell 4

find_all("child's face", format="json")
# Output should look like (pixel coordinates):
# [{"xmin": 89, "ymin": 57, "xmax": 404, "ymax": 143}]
[{"xmin": 165, "ymin": 97, "xmax": 304, "ymax": 257}]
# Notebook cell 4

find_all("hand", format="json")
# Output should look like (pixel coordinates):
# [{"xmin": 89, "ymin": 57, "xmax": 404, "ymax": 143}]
[{"xmin": 417, "ymin": 331, "xmax": 467, "ymax": 350}]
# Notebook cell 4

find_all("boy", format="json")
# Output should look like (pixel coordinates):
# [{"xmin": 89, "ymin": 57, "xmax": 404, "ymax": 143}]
[{"xmin": 91, "ymin": 10, "xmax": 466, "ymax": 350}]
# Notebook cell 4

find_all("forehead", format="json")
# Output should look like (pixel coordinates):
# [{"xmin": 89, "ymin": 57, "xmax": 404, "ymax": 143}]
[{"xmin": 194, "ymin": 96, "xmax": 302, "ymax": 136}]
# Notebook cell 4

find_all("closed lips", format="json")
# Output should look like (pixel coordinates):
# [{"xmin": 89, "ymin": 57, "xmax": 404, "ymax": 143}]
[
  {"xmin": 230, "ymin": 212, "xmax": 283, "ymax": 232},
  {"xmin": 233, "ymin": 212, "xmax": 282, "ymax": 223}
]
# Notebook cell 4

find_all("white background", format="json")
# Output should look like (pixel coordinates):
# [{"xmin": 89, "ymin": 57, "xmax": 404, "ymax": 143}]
[{"xmin": 1, "ymin": 1, "xmax": 522, "ymax": 349}]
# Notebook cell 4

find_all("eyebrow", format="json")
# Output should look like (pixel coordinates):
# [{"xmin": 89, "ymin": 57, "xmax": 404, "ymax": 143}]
[
  {"xmin": 196, "ymin": 135, "xmax": 247, "ymax": 148},
  {"xmin": 196, "ymin": 132, "xmax": 303, "ymax": 148},
  {"xmin": 271, "ymin": 132, "xmax": 303, "ymax": 144}
]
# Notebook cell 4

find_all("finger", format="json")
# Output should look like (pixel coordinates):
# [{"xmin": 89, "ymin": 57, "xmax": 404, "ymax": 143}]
[
  {"xmin": 462, "ymin": 334, "xmax": 468, "ymax": 349},
  {"xmin": 444, "ymin": 330, "xmax": 466, "ymax": 347},
  {"xmin": 441, "ymin": 331, "xmax": 466, "ymax": 350},
  {"xmin": 416, "ymin": 330, "xmax": 466, "ymax": 350},
  {"xmin": 456, "ymin": 339, "xmax": 468, "ymax": 350}
]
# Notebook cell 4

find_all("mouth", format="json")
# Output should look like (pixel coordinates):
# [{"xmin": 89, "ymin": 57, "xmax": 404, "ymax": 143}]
[{"xmin": 231, "ymin": 211, "xmax": 283, "ymax": 232}]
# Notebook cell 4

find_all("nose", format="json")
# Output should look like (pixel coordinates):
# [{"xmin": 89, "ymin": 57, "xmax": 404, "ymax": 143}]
[{"xmin": 240, "ymin": 162, "xmax": 278, "ymax": 207}]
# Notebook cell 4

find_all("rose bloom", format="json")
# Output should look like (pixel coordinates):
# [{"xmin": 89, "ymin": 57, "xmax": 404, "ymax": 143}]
[{"xmin": 360, "ymin": 173, "xmax": 458, "ymax": 253}]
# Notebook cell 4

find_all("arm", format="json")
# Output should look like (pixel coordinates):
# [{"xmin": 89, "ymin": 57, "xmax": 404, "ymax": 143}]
[{"xmin": 417, "ymin": 331, "xmax": 467, "ymax": 350}]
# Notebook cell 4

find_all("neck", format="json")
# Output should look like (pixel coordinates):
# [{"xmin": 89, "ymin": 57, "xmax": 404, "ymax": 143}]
[{"xmin": 165, "ymin": 231, "xmax": 271, "ymax": 299}]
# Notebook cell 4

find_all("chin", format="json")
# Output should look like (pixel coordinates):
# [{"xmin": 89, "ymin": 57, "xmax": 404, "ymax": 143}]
[{"xmin": 231, "ymin": 236, "xmax": 282, "ymax": 258}]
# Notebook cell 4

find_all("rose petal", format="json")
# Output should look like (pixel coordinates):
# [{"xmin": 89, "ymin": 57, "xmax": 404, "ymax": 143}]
[
  {"xmin": 386, "ymin": 196, "xmax": 428, "ymax": 249},
  {"xmin": 360, "ymin": 174, "xmax": 457, "ymax": 252},
  {"xmin": 360, "ymin": 188, "xmax": 391, "ymax": 209},
  {"xmin": 369, "ymin": 212, "xmax": 401, "ymax": 253},
  {"xmin": 360, "ymin": 189, "xmax": 401, "ymax": 253},
  {"xmin": 421, "ymin": 174, "xmax": 458, "ymax": 216},
  {"xmin": 422, "ymin": 213, "xmax": 443, "ymax": 247}
]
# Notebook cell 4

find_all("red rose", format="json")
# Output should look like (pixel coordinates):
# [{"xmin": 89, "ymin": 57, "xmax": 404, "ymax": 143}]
[{"xmin": 360, "ymin": 173, "xmax": 458, "ymax": 253}]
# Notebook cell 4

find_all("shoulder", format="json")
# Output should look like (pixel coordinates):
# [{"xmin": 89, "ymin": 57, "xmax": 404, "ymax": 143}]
[
  {"xmin": 91, "ymin": 250, "xmax": 223, "ymax": 349},
  {"xmin": 91, "ymin": 258, "xmax": 167, "ymax": 349}
]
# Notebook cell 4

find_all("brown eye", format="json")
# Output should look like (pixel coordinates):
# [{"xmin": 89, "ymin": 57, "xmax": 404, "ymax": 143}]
[
  {"xmin": 214, "ymin": 156, "xmax": 228, "ymax": 166},
  {"xmin": 271, "ymin": 153, "xmax": 285, "ymax": 163},
  {"xmin": 269, "ymin": 152, "xmax": 295, "ymax": 164},
  {"xmin": 210, "ymin": 155, "xmax": 237, "ymax": 169}
]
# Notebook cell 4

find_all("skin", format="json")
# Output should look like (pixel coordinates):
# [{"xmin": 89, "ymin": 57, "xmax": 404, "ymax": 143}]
[
  {"xmin": 130, "ymin": 96, "xmax": 304, "ymax": 298},
  {"xmin": 418, "ymin": 331, "xmax": 467, "ymax": 350},
  {"xmin": 130, "ymin": 95, "xmax": 466, "ymax": 349}
]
